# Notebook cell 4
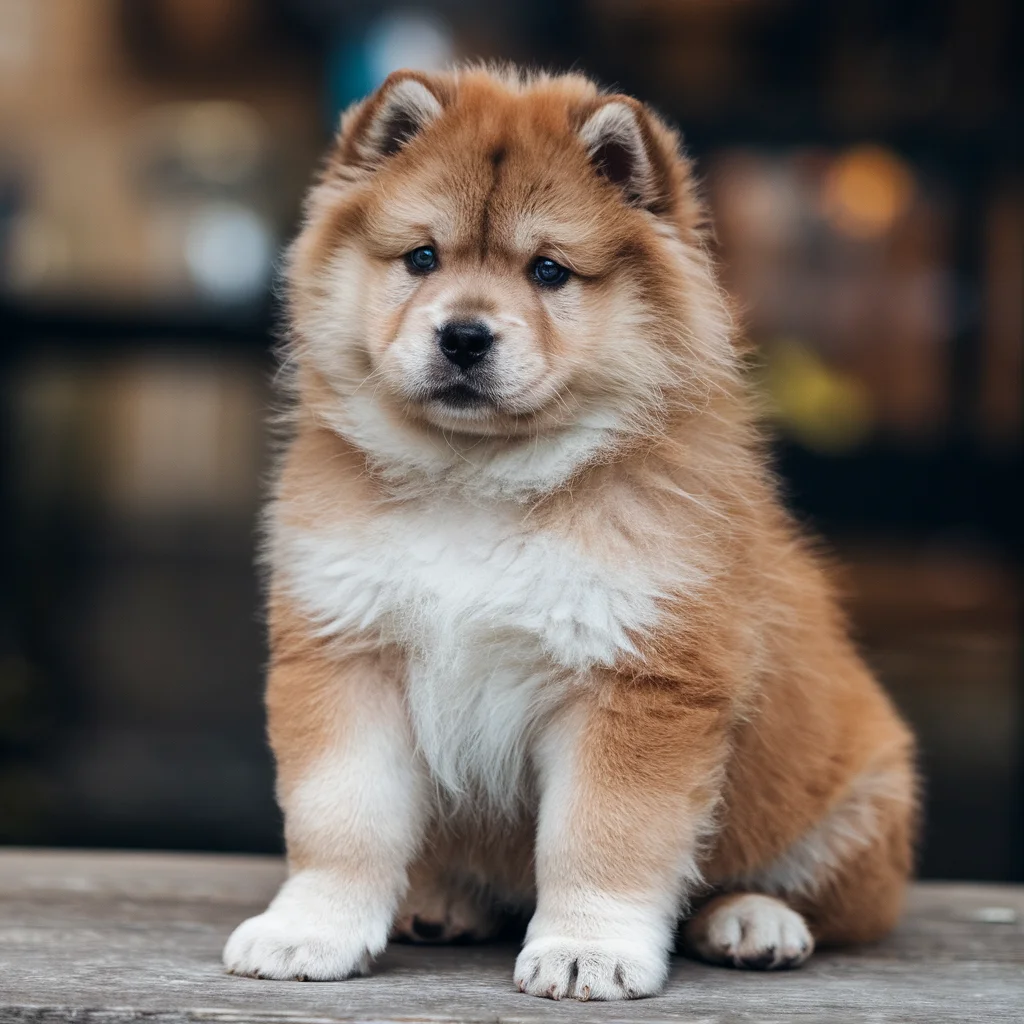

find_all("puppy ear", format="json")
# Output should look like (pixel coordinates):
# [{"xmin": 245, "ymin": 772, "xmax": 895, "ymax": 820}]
[
  {"xmin": 346, "ymin": 71, "xmax": 445, "ymax": 167},
  {"xmin": 578, "ymin": 98, "xmax": 660, "ymax": 208}
]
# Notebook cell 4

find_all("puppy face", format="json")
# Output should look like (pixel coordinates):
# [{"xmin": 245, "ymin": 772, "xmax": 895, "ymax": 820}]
[{"xmin": 289, "ymin": 68, "xmax": 725, "ymax": 462}]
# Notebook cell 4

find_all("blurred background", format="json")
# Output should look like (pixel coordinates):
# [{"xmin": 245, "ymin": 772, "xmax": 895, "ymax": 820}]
[{"xmin": 0, "ymin": 0, "xmax": 1020, "ymax": 881}]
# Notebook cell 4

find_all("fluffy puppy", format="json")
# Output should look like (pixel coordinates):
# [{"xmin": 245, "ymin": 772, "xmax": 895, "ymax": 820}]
[{"xmin": 223, "ymin": 66, "xmax": 916, "ymax": 1000}]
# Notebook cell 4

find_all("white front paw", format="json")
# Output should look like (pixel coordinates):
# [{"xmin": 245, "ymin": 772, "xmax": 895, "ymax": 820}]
[
  {"xmin": 514, "ymin": 937, "xmax": 668, "ymax": 1001},
  {"xmin": 223, "ymin": 870, "xmax": 391, "ymax": 981},
  {"xmin": 223, "ymin": 909, "xmax": 373, "ymax": 981}
]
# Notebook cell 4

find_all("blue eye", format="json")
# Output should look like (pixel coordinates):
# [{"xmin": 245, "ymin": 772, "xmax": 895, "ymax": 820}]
[
  {"xmin": 532, "ymin": 257, "xmax": 570, "ymax": 287},
  {"xmin": 405, "ymin": 246, "xmax": 438, "ymax": 273}
]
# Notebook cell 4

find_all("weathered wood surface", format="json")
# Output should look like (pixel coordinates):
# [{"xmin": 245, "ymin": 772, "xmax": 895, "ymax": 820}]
[{"xmin": 0, "ymin": 850, "xmax": 1021, "ymax": 1023}]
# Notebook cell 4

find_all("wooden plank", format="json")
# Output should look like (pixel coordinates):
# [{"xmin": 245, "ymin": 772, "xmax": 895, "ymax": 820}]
[{"xmin": 0, "ymin": 849, "xmax": 1021, "ymax": 1023}]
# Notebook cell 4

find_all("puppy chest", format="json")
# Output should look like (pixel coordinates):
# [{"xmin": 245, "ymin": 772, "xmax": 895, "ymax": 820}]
[
  {"xmin": 282, "ymin": 510, "xmax": 662, "ymax": 672},
  {"xmin": 279, "ymin": 509, "xmax": 663, "ymax": 802}
]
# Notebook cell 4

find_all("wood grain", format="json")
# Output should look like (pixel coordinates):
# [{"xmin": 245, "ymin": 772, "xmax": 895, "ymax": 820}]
[{"xmin": 0, "ymin": 849, "xmax": 1021, "ymax": 1022}]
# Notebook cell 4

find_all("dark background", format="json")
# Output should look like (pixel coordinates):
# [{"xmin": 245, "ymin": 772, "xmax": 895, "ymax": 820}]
[{"xmin": 0, "ymin": 0, "xmax": 1020, "ymax": 881}]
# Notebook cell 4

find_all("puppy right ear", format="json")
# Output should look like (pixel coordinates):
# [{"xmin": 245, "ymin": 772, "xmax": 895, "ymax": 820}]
[
  {"xmin": 578, "ymin": 98, "xmax": 660, "ymax": 209},
  {"xmin": 340, "ymin": 71, "xmax": 445, "ymax": 168}
]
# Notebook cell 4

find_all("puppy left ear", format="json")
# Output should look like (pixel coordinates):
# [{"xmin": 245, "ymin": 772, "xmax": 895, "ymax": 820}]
[
  {"xmin": 345, "ymin": 71, "xmax": 446, "ymax": 167},
  {"xmin": 578, "ymin": 98, "xmax": 661, "ymax": 209}
]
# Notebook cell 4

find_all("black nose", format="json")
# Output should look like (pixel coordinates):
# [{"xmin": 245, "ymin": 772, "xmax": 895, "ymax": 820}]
[{"xmin": 437, "ymin": 320, "xmax": 493, "ymax": 371}]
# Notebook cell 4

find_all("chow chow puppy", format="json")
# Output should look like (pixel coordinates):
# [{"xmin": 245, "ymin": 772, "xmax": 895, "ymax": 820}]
[{"xmin": 223, "ymin": 66, "xmax": 916, "ymax": 1000}]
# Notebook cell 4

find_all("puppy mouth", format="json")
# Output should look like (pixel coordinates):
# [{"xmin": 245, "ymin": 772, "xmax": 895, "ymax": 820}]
[
  {"xmin": 401, "ymin": 366, "xmax": 549, "ymax": 429},
  {"xmin": 428, "ymin": 382, "xmax": 490, "ymax": 408},
  {"xmin": 402, "ymin": 374, "xmax": 566, "ymax": 437}
]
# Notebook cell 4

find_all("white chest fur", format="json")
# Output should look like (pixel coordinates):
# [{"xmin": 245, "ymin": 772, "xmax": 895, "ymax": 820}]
[{"xmin": 274, "ymin": 498, "xmax": 663, "ymax": 808}]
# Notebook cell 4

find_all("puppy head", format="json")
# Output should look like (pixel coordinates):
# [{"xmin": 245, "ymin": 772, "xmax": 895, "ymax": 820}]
[{"xmin": 287, "ymin": 68, "xmax": 733, "ymax": 488}]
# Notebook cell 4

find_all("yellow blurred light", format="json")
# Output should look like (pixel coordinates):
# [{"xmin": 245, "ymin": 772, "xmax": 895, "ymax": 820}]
[
  {"xmin": 764, "ymin": 339, "xmax": 873, "ymax": 453},
  {"xmin": 820, "ymin": 145, "xmax": 914, "ymax": 240}
]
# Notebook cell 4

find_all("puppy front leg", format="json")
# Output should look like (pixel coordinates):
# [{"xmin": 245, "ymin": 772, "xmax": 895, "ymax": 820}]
[
  {"xmin": 516, "ymin": 682, "xmax": 728, "ymax": 1001},
  {"xmin": 224, "ymin": 631, "xmax": 425, "ymax": 981}
]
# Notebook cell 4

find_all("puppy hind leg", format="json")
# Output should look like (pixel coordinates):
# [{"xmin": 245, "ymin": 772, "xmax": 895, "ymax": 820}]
[
  {"xmin": 686, "ymin": 759, "xmax": 916, "ymax": 968},
  {"xmin": 792, "ymin": 785, "xmax": 916, "ymax": 946},
  {"xmin": 683, "ymin": 893, "xmax": 814, "ymax": 969}
]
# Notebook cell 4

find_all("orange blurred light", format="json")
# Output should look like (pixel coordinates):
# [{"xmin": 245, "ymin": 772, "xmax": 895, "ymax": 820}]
[{"xmin": 820, "ymin": 145, "xmax": 915, "ymax": 239}]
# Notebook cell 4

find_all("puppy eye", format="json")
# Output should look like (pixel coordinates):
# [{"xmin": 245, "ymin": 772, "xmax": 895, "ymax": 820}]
[
  {"xmin": 532, "ymin": 257, "xmax": 570, "ymax": 288},
  {"xmin": 405, "ymin": 246, "xmax": 438, "ymax": 274}
]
